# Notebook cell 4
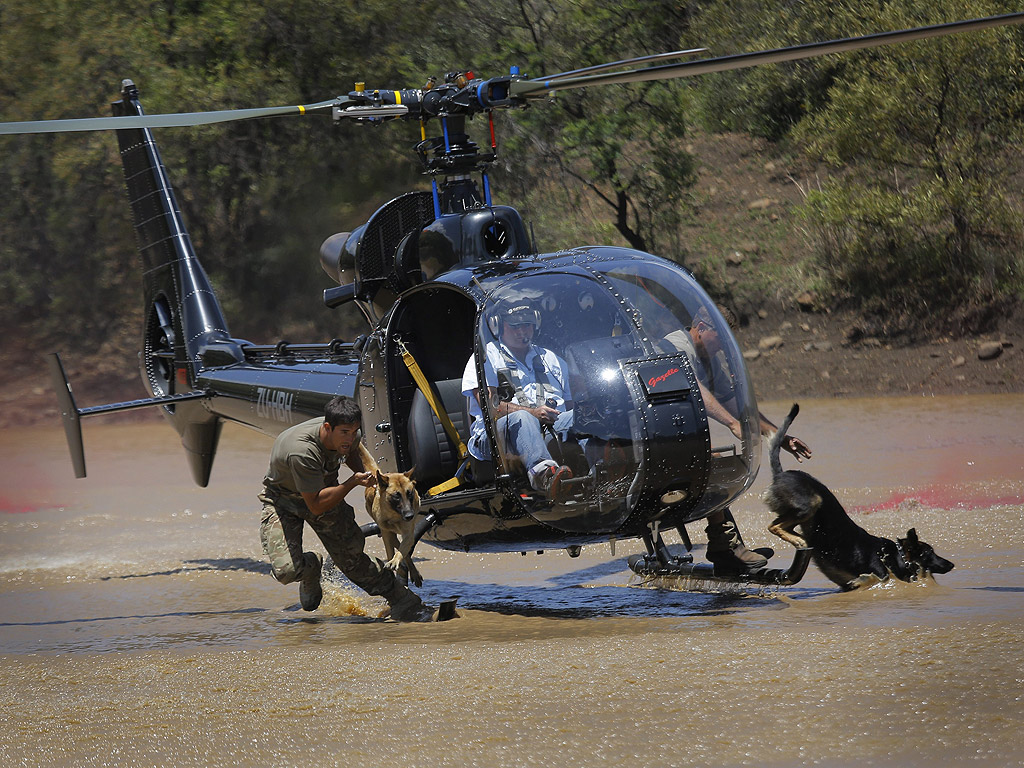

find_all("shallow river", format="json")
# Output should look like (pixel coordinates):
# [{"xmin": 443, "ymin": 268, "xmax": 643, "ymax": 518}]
[{"xmin": 1, "ymin": 395, "xmax": 1022, "ymax": 767}]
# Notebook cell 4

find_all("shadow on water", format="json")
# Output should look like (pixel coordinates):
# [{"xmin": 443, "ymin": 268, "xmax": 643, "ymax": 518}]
[
  {"xmin": 428, "ymin": 543, "xmax": 837, "ymax": 618},
  {"xmin": 67, "ymin": 548, "xmax": 851, "ymax": 627},
  {"xmin": 100, "ymin": 557, "xmax": 272, "ymax": 580},
  {"xmin": 71, "ymin": 553, "xmax": 793, "ymax": 625},
  {"xmin": 277, "ymin": 612, "xmax": 381, "ymax": 626},
  {"xmin": 86, "ymin": 539, "xmax": 819, "ymax": 620},
  {"xmin": 542, "ymin": 556, "xmax": 635, "ymax": 587},
  {"xmin": 413, "ymin": 577, "xmax": 791, "ymax": 619}
]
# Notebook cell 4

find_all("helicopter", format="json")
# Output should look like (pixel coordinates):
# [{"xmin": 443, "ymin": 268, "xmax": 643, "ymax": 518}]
[{"xmin": 4, "ymin": 11, "xmax": 1022, "ymax": 590}]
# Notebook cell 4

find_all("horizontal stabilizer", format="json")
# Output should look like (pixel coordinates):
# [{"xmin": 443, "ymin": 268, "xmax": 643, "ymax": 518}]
[{"xmin": 47, "ymin": 352, "xmax": 211, "ymax": 478}]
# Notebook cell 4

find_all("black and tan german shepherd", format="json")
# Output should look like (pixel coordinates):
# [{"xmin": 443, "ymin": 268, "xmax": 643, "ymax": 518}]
[{"xmin": 763, "ymin": 404, "xmax": 954, "ymax": 591}]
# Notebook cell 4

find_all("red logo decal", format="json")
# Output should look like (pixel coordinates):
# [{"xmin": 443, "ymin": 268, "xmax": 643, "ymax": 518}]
[{"xmin": 647, "ymin": 367, "xmax": 680, "ymax": 389}]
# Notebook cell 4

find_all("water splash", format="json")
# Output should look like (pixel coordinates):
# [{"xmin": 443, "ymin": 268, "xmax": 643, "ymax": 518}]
[{"xmin": 320, "ymin": 573, "xmax": 380, "ymax": 618}]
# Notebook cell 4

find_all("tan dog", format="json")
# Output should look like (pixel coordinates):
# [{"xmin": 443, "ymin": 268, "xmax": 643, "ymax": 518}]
[{"xmin": 358, "ymin": 444, "xmax": 423, "ymax": 587}]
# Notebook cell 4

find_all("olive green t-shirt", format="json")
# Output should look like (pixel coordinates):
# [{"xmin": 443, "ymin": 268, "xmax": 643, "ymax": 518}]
[{"xmin": 263, "ymin": 417, "xmax": 341, "ymax": 496}]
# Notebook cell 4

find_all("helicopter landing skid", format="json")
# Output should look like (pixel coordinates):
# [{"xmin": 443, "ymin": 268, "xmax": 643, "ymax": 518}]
[{"xmin": 627, "ymin": 547, "xmax": 813, "ymax": 586}]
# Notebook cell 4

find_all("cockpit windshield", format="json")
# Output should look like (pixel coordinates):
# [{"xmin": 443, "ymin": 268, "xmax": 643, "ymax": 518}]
[
  {"xmin": 466, "ymin": 257, "xmax": 760, "ymax": 533},
  {"xmin": 597, "ymin": 261, "xmax": 761, "ymax": 464}
]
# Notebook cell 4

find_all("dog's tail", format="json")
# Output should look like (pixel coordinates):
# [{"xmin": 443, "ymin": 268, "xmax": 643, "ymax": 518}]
[
  {"xmin": 769, "ymin": 403, "xmax": 800, "ymax": 478},
  {"xmin": 357, "ymin": 441, "xmax": 381, "ymax": 475}
]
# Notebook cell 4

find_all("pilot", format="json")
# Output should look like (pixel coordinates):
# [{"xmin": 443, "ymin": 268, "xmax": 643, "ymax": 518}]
[
  {"xmin": 462, "ymin": 300, "xmax": 574, "ymax": 501},
  {"xmin": 258, "ymin": 395, "xmax": 434, "ymax": 621},
  {"xmin": 660, "ymin": 305, "xmax": 812, "ymax": 571}
]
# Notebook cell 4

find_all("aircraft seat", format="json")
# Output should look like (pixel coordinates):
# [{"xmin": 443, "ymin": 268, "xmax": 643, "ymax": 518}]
[{"xmin": 407, "ymin": 378, "xmax": 472, "ymax": 491}]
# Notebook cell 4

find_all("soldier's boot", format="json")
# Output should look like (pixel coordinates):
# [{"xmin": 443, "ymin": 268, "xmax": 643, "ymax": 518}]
[
  {"xmin": 298, "ymin": 551, "xmax": 323, "ymax": 611},
  {"xmin": 384, "ymin": 582, "xmax": 435, "ymax": 622},
  {"xmin": 705, "ymin": 510, "xmax": 773, "ymax": 572}
]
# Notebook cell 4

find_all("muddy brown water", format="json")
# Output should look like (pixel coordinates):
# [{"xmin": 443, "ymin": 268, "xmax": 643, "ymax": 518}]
[{"xmin": 1, "ymin": 396, "xmax": 1022, "ymax": 767}]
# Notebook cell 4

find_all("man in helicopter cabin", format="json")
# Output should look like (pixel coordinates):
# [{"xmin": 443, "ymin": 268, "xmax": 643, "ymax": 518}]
[
  {"xmin": 258, "ymin": 395, "xmax": 434, "ymax": 621},
  {"xmin": 658, "ymin": 305, "xmax": 813, "ymax": 571},
  {"xmin": 462, "ymin": 300, "xmax": 575, "ymax": 502}
]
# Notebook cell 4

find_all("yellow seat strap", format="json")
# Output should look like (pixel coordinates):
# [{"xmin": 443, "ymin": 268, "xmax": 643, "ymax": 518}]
[
  {"xmin": 427, "ymin": 475, "xmax": 463, "ymax": 495},
  {"xmin": 398, "ymin": 341, "xmax": 469, "ymax": 496}
]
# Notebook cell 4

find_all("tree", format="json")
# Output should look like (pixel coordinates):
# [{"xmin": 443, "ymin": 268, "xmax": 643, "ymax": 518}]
[
  {"xmin": 427, "ymin": 0, "xmax": 699, "ymax": 257},
  {"xmin": 687, "ymin": 0, "xmax": 862, "ymax": 140},
  {"xmin": 794, "ymin": 0, "xmax": 1024, "ymax": 331},
  {"xmin": 0, "ymin": 0, "xmax": 440, "ymax": 347}
]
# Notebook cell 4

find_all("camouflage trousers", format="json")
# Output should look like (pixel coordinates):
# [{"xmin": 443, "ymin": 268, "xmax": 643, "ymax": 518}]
[{"xmin": 258, "ymin": 488, "xmax": 408, "ymax": 601}]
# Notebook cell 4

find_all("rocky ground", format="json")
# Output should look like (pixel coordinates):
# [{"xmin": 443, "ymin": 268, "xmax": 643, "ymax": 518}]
[{"xmin": 733, "ymin": 303, "xmax": 1021, "ymax": 402}]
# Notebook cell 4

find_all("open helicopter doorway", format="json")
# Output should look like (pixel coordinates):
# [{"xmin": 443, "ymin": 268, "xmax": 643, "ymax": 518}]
[{"xmin": 371, "ymin": 284, "xmax": 478, "ymax": 492}]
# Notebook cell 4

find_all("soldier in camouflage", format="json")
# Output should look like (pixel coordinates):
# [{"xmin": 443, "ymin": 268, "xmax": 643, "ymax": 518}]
[{"xmin": 258, "ymin": 395, "xmax": 433, "ymax": 621}]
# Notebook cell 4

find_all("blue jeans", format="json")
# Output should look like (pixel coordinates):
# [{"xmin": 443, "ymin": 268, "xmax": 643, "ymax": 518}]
[{"xmin": 492, "ymin": 409, "xmax": 575, "ymax": 473}]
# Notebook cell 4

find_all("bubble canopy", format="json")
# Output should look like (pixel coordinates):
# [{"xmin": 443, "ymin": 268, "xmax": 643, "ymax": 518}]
[{"xmin": 467, "ymin": 253, "xmax": 761, "ymax": 533}]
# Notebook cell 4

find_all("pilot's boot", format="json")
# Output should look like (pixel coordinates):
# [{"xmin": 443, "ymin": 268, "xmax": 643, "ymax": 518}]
[{"xmin": 705, "ymin": 509, "xmax": 772, "ymax": 572}]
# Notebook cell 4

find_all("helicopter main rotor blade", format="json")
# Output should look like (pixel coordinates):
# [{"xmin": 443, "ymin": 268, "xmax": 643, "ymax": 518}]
[
  {"xmin": 334, "ymin": 104, "xmax": 410, "ymax": 119},
  {"xmin": 4, "ymin": 12, "xmax": 1022, "ymax": 134},
  {"xmin": 511, "ymin": 12, "xmax": 1024, "ymax": 97},
  {"xmin": 0, "ymin": 99, "xmax": 340, "ymax": 135},
  {"xmin": 540, "ymin": 48, "xmax": 708, "ymax": 82}
]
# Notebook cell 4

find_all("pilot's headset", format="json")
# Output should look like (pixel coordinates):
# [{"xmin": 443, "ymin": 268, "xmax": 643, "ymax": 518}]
[{"xmin": 486, "ymin": 300, "xmax": 542, "ymax": 340}]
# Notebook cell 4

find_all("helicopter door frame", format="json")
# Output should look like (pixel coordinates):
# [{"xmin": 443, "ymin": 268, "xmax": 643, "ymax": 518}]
[{"xmin": 372, "ymin": 282, "xmax": 486, "ymax": 499}]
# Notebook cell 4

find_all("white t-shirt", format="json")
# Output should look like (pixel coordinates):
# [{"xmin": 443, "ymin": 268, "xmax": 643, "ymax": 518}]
[{"xmin": 461, "ymin": 341, "xmax": 571, "ymax": 459}]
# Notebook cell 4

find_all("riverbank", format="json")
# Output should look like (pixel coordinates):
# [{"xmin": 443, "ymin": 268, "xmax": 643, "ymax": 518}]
[
  {"xmin": 733, "ymin": 303, "xmax": 1022, "ymax": 402},
  {"xmin": 3, "ymin": 398, "xmax": 1023, "ymax": 767}
]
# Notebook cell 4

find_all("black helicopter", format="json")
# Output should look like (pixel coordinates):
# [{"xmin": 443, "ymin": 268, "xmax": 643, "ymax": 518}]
[{"xmin": 4, "ymin": 12, "xmax": 1022, "ymax": 589}]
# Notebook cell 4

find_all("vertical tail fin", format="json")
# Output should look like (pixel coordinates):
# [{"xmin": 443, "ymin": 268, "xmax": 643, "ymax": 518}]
[
  {"xmin": 112, "ymin": 80, "xmax": 228, "ymax": 486},
  {"xmin": 112, "ymin": 79, "xmax": 231, "ymax": 395}
]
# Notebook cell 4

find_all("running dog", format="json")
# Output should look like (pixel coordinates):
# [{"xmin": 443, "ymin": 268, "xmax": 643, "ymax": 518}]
[
  {"xmin": 763, "ymin": 404, "xmax": 954, "ymax": 591},
  {"xmin": 358, "ymin": 444, "xmax": 424, "ymax": 588}
]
